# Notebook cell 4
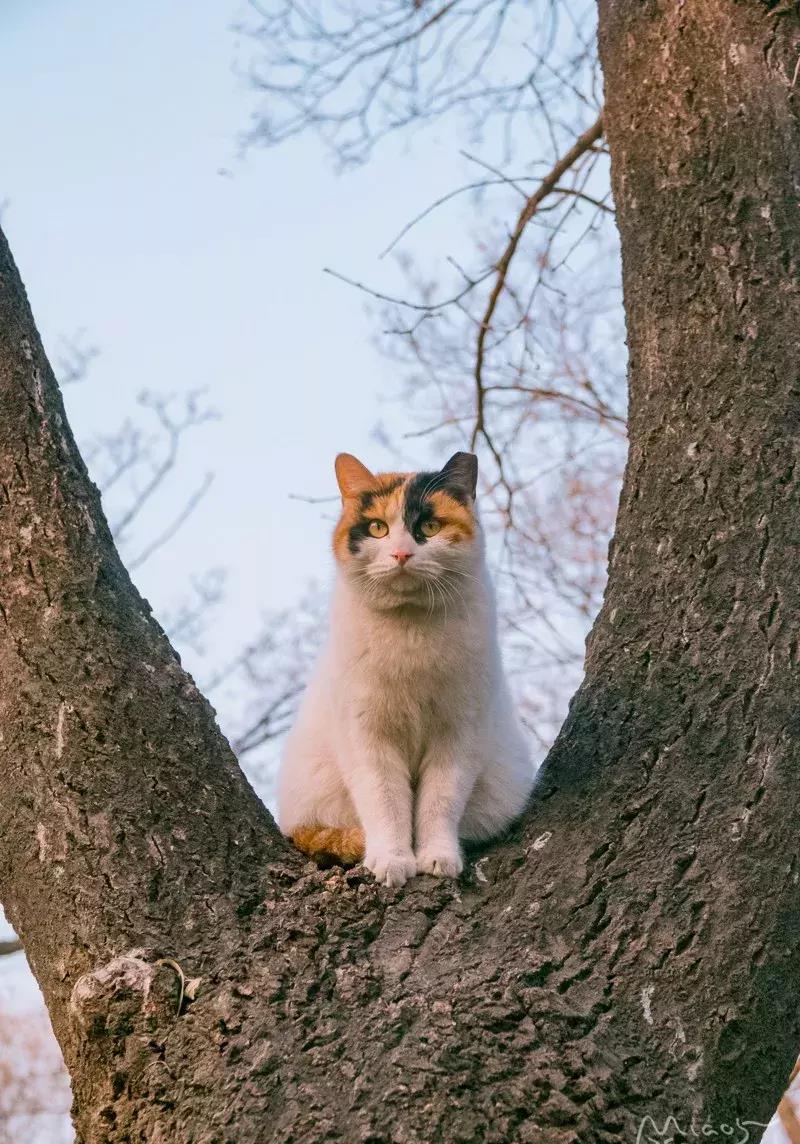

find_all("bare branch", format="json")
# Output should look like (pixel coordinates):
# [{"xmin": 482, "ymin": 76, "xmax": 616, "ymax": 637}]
[
  {"xmin": 110, "ymin": 390, "xmax": 218, "ymax": 541},
  {"xmin": 323, "ymin": 265, "xmax": 494, "ymax": 313},
  {"xmin": 55, "ymin": 330, "xmax": 100, "ymax": 387},
  {"xmin": 379, "ymin": 171, "xmax": 611, "ymax": 261},
  {"xmin": 202, "ymin": 588, "xmax": 325, "ymax": 791},
  {"xmin": 161, "ymin": 569, "xmax": 226, "ymax": 655},
  {"xmin": 128, "ymin": 473, "xmax": 215, "ymax": 571},
  {"xmin": 239, "ymin": 0, "xmax": 599, "ymax": 165},
  {"xmin": 233, "ymin": 684, "xmax": 305, "ymax": 756},
  {"xmin": 471, "ymin": 112, "xmax": 604, "ymax": 451}
]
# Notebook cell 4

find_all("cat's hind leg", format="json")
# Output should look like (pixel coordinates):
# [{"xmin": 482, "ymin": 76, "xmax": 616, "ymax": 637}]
[
  {"xmin": 277, "ymin": 711, "xmax": 363, "ymax": 868},
  {"xmin": 459, "ymin": 735, "xmax": 533, "ymax": 844},
  {"xmin": 290, "ymin": 824, "xmax": 365, "ymax": 867},
  {"xmin": 279, "ymin": 754, "xmax": 363, "ymax": 867}
]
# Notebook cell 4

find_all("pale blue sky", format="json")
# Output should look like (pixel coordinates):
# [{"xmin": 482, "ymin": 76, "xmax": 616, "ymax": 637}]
[{"xmin": 0, "ymin": 0, "xmax": 473, "ymax": 678}]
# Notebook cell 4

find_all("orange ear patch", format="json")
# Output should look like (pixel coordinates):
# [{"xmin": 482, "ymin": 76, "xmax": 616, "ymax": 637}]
[
  {"xmin": 429, "ymin": 490, "xmax": 477, "ymax": 542},
  {"xmin": 290, "ymin": 825, "xmax": 365, "ymax": 867},
  {"xmin": 335, "ymin": 453, "xmax": 376, "ymax": 499}
]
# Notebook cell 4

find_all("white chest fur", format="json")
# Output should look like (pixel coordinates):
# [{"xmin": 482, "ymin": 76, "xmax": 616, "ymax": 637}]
[{"xmin": 278, "ymin": 546, "xmax": 532, "ymax": 888}]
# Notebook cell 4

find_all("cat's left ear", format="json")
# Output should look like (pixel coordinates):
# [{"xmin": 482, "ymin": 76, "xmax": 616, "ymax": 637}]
[
  {"xmin": 335, "ymin": 453, "xmax": 376, "ymax": 499},
  {"xmin": 440, "ymin": 452, "xmax": 478, "ymax": 501}
]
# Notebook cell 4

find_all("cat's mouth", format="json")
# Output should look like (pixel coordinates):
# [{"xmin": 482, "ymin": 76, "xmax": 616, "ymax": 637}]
[
  {"xmin": 370, "ymin": 566, "xmax": 426, "ymax": 594},
  {"xmin": 387, "ymin": 568, "xmax": 419, "ymax": 589}
]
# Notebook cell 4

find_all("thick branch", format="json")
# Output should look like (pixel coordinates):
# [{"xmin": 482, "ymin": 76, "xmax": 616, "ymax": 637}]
[{"xmin": 0, "ymin": 224, "xmax": 292, "ymax": 1134}]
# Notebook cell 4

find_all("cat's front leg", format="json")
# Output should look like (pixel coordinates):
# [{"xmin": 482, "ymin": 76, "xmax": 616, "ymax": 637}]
[
  {"xmin": 343, "ymin": 733, "xmax": 416, "ymax": 888},
  {"xmin": 414, "ymin": 740, "xmax": 476, "ymax": 878}
]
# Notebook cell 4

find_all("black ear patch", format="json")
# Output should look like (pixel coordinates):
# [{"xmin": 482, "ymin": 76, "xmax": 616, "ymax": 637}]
[{"xmin": 440, "ymin": 452, "xmax": 478, "ymax": 502}]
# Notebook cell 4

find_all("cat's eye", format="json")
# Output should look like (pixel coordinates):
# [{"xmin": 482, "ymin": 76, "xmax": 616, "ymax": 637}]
[
  {"xmin": 420, "ymin": 519, "xmax": 442, "ymax": 538},
  {"xmin": 368, "ymin": 519, "xmax": 389, "ymax": 538}
]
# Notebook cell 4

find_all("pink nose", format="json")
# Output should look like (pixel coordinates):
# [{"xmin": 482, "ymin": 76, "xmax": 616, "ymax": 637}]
[{"xmin": 392, "ymin": 550, "xmax": 413, "ymax": 566}]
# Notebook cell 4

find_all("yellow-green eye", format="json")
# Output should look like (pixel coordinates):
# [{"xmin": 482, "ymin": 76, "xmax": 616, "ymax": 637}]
[
  {"xmin": 368, "ymin": 519, "xmax": 388, "ymax": 538},
  {"xmin": 420, "ymin": 519, "xmax": 442, "ymax": 538}
]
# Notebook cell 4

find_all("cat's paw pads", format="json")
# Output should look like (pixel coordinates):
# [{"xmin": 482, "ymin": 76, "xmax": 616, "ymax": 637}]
[
  {"xmin": 365, "ymin": 848, "xmax": 417, "ymax": 888},
  {"xmin": 415, "ymin": 846, "xmax": 464, "ymax": 879}
]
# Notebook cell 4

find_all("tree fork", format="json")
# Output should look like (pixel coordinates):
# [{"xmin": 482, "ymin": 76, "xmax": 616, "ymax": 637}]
[{"xmin": 1, "ymin": 1, "xmax": 800, "ymax": 1139}]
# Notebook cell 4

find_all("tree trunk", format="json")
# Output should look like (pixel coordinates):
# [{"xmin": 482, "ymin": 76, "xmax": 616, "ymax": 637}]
[{"xmin": 2, "ymin": 2, "xmax": 800, "ymax": 1139}]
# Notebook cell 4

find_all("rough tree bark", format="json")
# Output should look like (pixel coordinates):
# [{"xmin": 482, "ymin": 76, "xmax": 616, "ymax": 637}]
[{"xmin": 2, "ymin": 2, "xmax": 800, "ymax": 1140}]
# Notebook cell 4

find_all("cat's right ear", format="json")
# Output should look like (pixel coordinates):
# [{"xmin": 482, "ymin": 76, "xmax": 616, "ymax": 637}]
[
  {"xmin": 335, "ymin": 453, "xmax": 376, "ymax": 500},
  {"xmin": 440, "ymin": 451, "xmax": 478, "ymax": 501}
]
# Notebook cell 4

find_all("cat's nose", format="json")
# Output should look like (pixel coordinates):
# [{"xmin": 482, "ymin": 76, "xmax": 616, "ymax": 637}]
[{"xmin": 392, "ymin": 550, "xmax": 413, "ymax": 566}]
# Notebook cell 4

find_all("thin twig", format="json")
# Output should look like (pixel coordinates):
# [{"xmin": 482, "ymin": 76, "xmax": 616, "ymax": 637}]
[
  {"xmin": 323, "ymin": 265, "xmax": 493, "ymax": 312},
  {"xmin": 128, "ymin": 473, "xmax": 214, "ymax": 571}
]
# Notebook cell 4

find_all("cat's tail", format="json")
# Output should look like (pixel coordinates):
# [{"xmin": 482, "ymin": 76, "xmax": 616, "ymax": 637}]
[{"xmin": 289, "ymin": 825, "xmax": 365, "ymax": 867}]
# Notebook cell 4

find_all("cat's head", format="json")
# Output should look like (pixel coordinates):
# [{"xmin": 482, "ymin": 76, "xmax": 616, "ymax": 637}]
[{"xmin": 332, "ymin": 451, "xmax": 480, "ymax": 609}]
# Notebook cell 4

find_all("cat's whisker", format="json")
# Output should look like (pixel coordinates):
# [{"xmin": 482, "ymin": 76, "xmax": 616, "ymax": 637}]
[
  {"xmin": 435, "ymin": 577, "xmax": 463, "ymax": 617},
  {"xmin": 439, "ymin": 579, "xmax": 463, "ymax": 612},
  {"xmin": 432, "ymin": 578, "xmax": 448, "ymax": 622},
  {"xmin": 442, "ymin": 567, "xmax": 481, "ymax": 586}
]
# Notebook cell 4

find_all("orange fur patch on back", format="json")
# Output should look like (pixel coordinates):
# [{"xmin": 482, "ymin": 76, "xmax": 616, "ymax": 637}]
[
  {"xmin": 290, "ymin": 825, "xmax": 366, "ymax": 867},
  {"xmin": 429, "ymin": 489, "xmax": 476, "ymax": 541}
]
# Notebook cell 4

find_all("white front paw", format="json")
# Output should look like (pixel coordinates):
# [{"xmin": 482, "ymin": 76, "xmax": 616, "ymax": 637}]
[
  {"xmin": 416, "ymin": 842, "xmax": 464, "ymax": 879},
  {"xmin": 365, "ymin": 847, "xmax": 417, "ymax": 888}
]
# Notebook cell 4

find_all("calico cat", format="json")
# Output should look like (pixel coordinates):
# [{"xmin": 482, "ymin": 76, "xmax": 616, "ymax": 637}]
[{"xmin": 277, "ymin": 451, "xmax": 533, "ymax": 887}]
